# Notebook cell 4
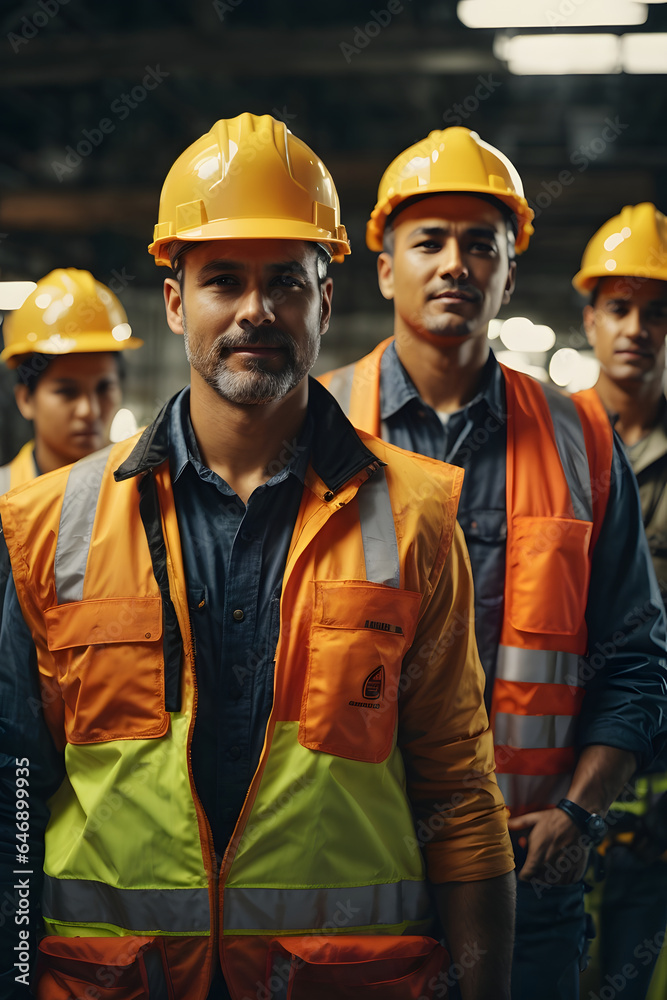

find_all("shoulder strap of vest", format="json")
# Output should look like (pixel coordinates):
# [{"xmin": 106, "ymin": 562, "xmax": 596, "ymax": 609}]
[
  {"xmin": 501, "ymin": 365, "xmax": 612, "ymax": 539},
  {"xmin": 571, "ymin": 387, "xmax": 614, "ymax": 547},
  {"xmin": 0, "ymin": 464, "xmax": 10, "ymax": 495},
  {"xmin": 319, "ymin": 338, "xmax": 392, "ymax": 436}
]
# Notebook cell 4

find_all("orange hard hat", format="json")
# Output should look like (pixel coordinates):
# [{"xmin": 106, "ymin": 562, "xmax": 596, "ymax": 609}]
[
  {"xmin": 1, "ymin": 268, "xmax": 142, "ymax": 369},
  {"xmin": 367, "ymin": 126, "xmax": 534, "ymax": 254},
  {"xmin": 149, "ymin": 113, "xmax": 351, "ymax": 265}
]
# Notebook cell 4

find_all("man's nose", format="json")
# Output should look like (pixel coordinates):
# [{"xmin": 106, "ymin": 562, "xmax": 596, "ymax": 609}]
[
  {"xmin": 235, "ymin": 285, "xmax": 276, "ymax": 328},
  {"xmin": 437, "ymin": 238, "xmax": 469, "ymax": 282},
  {"xmin": 75, "ymin": 393, "xmax": 101, "ymax": 420}
]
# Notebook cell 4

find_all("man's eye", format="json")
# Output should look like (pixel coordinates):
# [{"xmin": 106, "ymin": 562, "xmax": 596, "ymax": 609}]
[
  {"xmin": 415, "ymin": 240, "xmax": 442, "ymax": 251},
  {"xmin": 206, "ymin": 275, "xmax": 237, "ymax": 286},
  {"xmin": 470, "ymin": 242, "xmax": 496, "ymax": 254},
  {"xmin": 273, "ymin": 276, "xmax": 304, "ymax": 288}
]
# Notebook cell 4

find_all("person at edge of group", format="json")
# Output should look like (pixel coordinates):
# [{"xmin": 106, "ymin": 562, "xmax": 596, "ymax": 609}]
[
  {"xmin": 319, "ymin": 126, "xmax": 667, "ymax": 1000},
  {"xmin": 0, "ymin": 114, "xmax": 517, "ymax": 1000},
  {"xmin": 0, "ymin": 267, "xmax": 142, "ymax": 491},
  {"xmin": 573, "ymin": 202, "xmax": 667, "ymax": 1000}
]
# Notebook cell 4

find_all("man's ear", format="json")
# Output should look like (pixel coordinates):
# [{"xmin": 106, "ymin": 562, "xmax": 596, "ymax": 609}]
[
  {"xmin": 583, "ymin": 305, "xmax": 597, "ymax": 348},
  {"xmin": 319, "ymin": 277, "xmax": 334, "ymax": 337},
  {"xmin": 164, "ymin": 277, "xmax": 185, "ymax": 336},
  {"xmin": 14, "ymin": 383, "xmax": 34, "ymax": 421},
  {"xmin": 377, "ymin": 253, "xmax": 395, "ymax": 301},
  {"xmin": 502, "ymin": 261, "xmax": 517, "ymax": 306}
]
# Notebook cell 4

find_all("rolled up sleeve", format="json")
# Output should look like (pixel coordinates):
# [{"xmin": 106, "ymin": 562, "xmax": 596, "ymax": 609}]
[{"xmin": 399, "ymin": 522, "xmax": 514, "ymax": 884}]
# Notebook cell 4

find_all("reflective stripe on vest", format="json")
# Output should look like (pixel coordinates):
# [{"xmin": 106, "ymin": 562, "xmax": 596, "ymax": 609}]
[
  {"xmin": 43, "ymin": 875, "xmax": 210, "ymax": 934},
  {"xmin": 223, "ymin": 879, "xmax": 429, "ymax": 932},
  {"xmin": 0, "ymin": 464, "xmax": 10, "ymax": 495},
  {"xmin": 54, "ymin": 445, "xmax": 112, "ymax": 603},
  {"xmin": 325, "ymin": 364, "xmax": 355, "ymax": 419},
  {"xmin": 542, "ymin": 388, "xmax": 593, "ymax": 522},
  {"xmin": 495, "ymin": 772, "xmax": 572, "ymax": 816},
  {"xmin": 357, "ymin": 467, "xmax": 400, "ymax": 588}
]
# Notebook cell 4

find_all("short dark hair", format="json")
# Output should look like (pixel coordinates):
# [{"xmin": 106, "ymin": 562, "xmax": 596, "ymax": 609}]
[
  {"xmin": 167, "ymin": 240, "xmax": 330, "ymax": 285},
  {"xmin": 15, "ymin": 351, "xmax": 126, "ymax": 395},
  {"xmin": 381, "ymin": 192, "xmax": 518, "ymax": 260}
]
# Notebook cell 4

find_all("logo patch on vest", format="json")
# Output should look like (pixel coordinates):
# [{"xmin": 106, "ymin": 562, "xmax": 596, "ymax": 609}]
[
  {"xmin": 364, "ymin": 619, "xmax": 403, "ymax": 634},
  {"xmin": 348, "ymin": 665, "xmax": 385, "ymax": 710}
]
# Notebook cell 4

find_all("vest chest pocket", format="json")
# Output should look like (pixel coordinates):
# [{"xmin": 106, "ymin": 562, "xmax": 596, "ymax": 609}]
[
  {"xmin": 299, "ymin": 582, "xmax": 422, "ymax": 763},
  {"xmin": 44, "ymin": 597, "xmax": 169, "ymax": 744},
  {"xmin": 506, "ymin": 516, "xmax": 593, "ymax": 635}
]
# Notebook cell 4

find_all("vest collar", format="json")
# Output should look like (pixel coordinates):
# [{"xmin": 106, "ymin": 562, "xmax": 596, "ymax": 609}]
[{"xmin": 114, "ymin": 379, "xmax": 381, "ymax": 497}]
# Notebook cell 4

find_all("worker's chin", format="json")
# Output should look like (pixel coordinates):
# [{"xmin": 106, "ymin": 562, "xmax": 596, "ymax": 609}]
[{"xmin": 405, "ymin": 322, "xmax": 474, "ymax": 349}]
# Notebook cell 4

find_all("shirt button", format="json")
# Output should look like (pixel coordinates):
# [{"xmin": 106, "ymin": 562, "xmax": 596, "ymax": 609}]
[
  {"xmin": 232, "ymin": 609, "xmax": 245, "ymax": 622},
  {"xmin": 228, "ymin": 746, "xmax": 241, "ymax": 760}
]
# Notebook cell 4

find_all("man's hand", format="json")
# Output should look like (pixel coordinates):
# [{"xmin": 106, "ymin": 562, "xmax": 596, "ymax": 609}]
[{"xmin": 507, "ymin": 808, "xmax": 589, "ymax": 883}]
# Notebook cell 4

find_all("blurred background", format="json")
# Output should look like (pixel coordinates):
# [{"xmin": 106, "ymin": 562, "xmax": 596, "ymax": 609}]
[{"xmin": 1, "ymin": 0, "xmax": 666, "ymax": 461}]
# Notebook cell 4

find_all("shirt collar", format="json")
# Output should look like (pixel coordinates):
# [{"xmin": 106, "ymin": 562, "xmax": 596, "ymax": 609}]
[
  {"xmin": 169, "ymin": 386, "xmax": 313, "ymax": 489},
  {"xmin": 380, "ymin": 339, "xmax": 506, "ymax": 423}
]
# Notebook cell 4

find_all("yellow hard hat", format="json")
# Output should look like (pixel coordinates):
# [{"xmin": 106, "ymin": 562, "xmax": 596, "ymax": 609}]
[
  {"xmin": 149, "ymin": 112, "xmax": 351, "ymax": 266},
  {"xmin": 572, "ymin": 203, "xmax": 667, "ymax": 293},
  {"xmin": 1, "ymin": 268, "xmax": 142, "ymax": 369},
  {"xmin": 366, "ymin": 126, "xmax": 535, "ymax": 254}
]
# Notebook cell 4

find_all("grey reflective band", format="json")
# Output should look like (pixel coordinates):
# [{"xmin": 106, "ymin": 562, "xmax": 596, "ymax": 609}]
[
  {"xmin": 0, "ymin": 464, "xmax": 10, "ymax": 495},
  {"xmin": 43, "ymin": 875, "xmax": 210, "ymax": 934},
  {"xmin": 494, "ymin": 711, "xmax": 576, "ymax": 751},
  {"xmin": 54, "ymin": 446, "xmax": 112, "ymax": 603},
  {"xmin": 223, "ymin": 878, "xmax": 430, "ymax": 932},
  {"xmin": 542, "ymin": 387, "xmax": 593, "ymax": 522},
  {"xmin": 324, "ymin": 364, "xmax": 355, "ymax": 417},
  {"xmin": 357, "ymin": 467, "xmax": 400, "ymax": 588},
  {"xmin": 495, "ymin": 645, "xmax": 584, "ymax": 688},
  {"xmin": 496, "ymin": 773, "xmax": 572, "ymax": 813}
]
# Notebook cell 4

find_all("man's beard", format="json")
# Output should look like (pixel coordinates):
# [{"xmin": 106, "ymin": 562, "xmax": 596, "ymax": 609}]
[{"xmin": 184, "ymin": 322, "xmax": 320, "ymax": 404}]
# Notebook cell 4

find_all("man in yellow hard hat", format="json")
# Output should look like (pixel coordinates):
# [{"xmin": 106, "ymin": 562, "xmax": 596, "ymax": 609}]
[
  {"xmin": 0, "ymin": 268, "xmax": 142, "ymax": 490},
  {"xmin": 574, "ymin": 203, "xmax": 667, "ymax": 1000},
  {"xmin": 0, "ymin": 115, "xmax": 515, "ymax": 1000},
  {"xmin": 321, "ymin": 128, "xmax": 667, "ymax": 1000}
]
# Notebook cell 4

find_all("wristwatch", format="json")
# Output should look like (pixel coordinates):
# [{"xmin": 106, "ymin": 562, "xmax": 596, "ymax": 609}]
[{"xmin": 556, "ymin": 798, "xmax": 607, "ymax": 845}]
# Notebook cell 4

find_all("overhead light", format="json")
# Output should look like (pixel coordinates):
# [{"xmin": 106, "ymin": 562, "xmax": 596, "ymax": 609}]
[
  {"xmin": 457, "ymin": 0, "xmax": 647, "ymax": 28},
  {"xmin": 499, "ymin": 317, "xmax": 556, "ymax": 352},
  {"xmin": 549, "ymin": 349, "xmax": 599, "ymax": 391},
  {"xmin": 488, "ymin": 319, "xmax": 503, "ymax": 340},
  {"xmin": 494, "ymin": 350, "xmax": 548, "ymax": 381},
  {"xmin": 110, "ymin": 408, "xmax": 138, "ymax": 443},
  {"xmin": 622, "ymin": 33, "xmax": 667, "ymax": 72},
  {"xmin": 0, "ymin": 281, "xmax": 37, "ymax": 310},
  {"xmin": 495, "ymin": 33, "xmax": 621, "ymax": 74}
]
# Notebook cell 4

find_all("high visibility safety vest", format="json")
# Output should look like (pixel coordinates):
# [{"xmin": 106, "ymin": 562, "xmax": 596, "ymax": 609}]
[
  {"xmin": 320, "ymin": 338, "xmax": 615, "ymax": 817},
  {"xmin": 1, "ymin": 392, "xmax": 465, "ymax": 1000},
  {"xmin": 0, "ymin": 440, "xmax": 37, "ymax": 493}
]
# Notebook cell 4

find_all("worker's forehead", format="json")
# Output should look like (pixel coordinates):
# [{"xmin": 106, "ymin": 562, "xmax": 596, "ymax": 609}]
[
  {"xmin": 596, "ymin": 275, "xmax": 667, "ymax": 303},
  {"xmin": 392, "ymin": 193, "xmax": 507, "ymax": 232},
  {"xmin": 183, "ymin": 239, "xmax": 317, "ymax": 267}
]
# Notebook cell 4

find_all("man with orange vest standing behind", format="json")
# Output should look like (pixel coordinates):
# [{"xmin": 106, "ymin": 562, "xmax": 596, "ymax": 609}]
[
  {"xmin": 0, "ymin": 115, "xmax": 516, "ymax": 1000},
  {"xmin": 0, "ymin": 268, "xmax": 142, "ymax": 491},
  {"xmin": 320, "ymin": 127, "xmax": 667, "ymax": 1000},
  {"xmin": 574, "ymin": 203, "xmax": 667, "ymax": 1000}
]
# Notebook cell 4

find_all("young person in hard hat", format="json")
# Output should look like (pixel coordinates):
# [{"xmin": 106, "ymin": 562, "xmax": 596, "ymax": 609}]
[
  {"xmin": 320, "ymin": 127, "xmax": 667, "ymax": 1000},
  {"xmin": 0, "ymin": 268, "xmax": 142, "ymax": 491},
  {"xmin": 574, "ymin": 203, "xmax": 667, "ymax": 1000},
  {"xmin": 0, "ymin": 114, "xmax": 516, "ymax": 1000}
]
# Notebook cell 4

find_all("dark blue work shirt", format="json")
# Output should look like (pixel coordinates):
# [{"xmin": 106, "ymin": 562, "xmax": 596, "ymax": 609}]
[
  {"xmin": 380, "ymin": 342, "xmax": 508, "ymax": 698},
  {"xmin": 169, "ymin": 389, "xmax": 311, "ymax": 862}
]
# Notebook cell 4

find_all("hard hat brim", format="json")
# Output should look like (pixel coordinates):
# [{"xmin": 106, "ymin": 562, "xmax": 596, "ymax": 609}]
[
  {"xmin": 1, "ymin": 334, "xmax": 143, "ymax": 369},
  {"xmin": 149, "ymin": 219, "xmax": 351, "ymax": 267},
  {"xmin": 572, "ymin": 265, "xmax": 667, "ymax": 294}
]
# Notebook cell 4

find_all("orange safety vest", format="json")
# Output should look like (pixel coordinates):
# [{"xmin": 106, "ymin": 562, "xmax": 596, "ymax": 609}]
[
  {"xmin": 320, "ymin": 339, "xmax": 614, "ymax": 816},
  {"xmin": 0, "ymin": 440, "xmax": 37, "ymax": 493},
  {"xmin": 1, "ymin": 390, "xmax": 477, "ymax": 1000}
]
